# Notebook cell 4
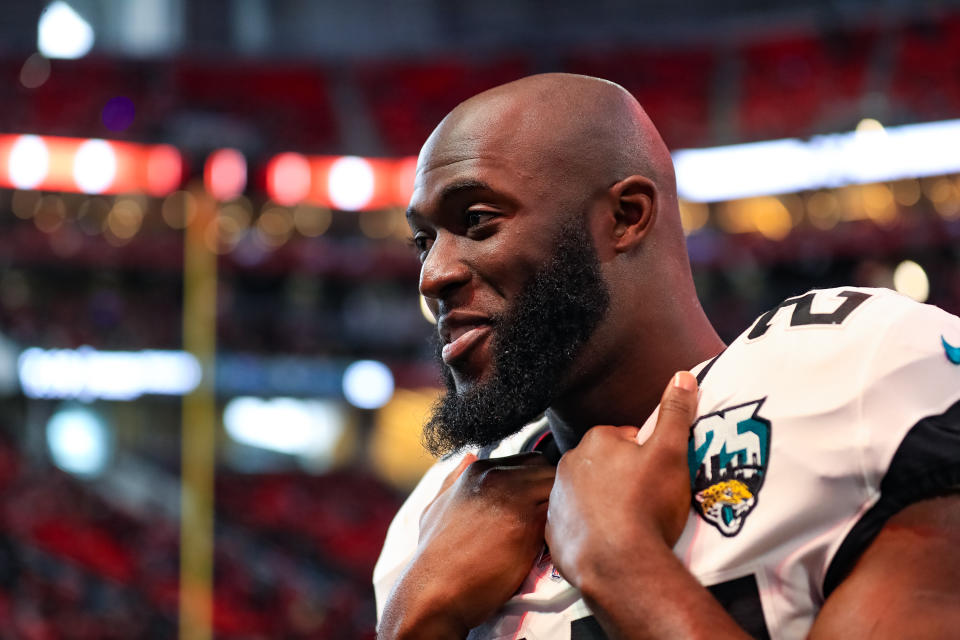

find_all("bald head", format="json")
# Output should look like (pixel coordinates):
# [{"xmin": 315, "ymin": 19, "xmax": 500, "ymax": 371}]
[
  {"xmin": 408, "ymin": 74, "xmax": 721, "ymax": 449},
  {"xmin": 419, "ymin": 73, "xmax": 677, "ymax": 213}
]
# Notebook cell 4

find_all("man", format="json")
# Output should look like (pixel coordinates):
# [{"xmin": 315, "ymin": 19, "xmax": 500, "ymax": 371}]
[{"xmin": 373, "ymin": 73, "xmax": 960, "ymax": 639}]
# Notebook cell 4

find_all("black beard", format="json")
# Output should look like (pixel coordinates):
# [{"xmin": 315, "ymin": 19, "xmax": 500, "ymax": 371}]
[{"xmin": 422, "ymin": 214, "xmax": 611, "ymax": 457}]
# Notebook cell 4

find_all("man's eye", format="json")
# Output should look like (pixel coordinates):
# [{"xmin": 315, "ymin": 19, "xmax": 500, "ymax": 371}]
[
  {"xmin": 466, "ymin": 210, "xmax": 495, "ymax": 227},
  {"xmin": 409, "ymin": 235, "xmax": 432, "ymax": 258}
]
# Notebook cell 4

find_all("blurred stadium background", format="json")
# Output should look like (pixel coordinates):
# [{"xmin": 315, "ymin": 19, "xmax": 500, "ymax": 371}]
[{"xmin": 2, "ymin": 0, "xmax": 960, "ymax": 637}]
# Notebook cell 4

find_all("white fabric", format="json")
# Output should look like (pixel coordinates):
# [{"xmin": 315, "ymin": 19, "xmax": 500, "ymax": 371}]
[{"xmin": 374, "ymin": 287, "xmax": 960, "ymax": 639}]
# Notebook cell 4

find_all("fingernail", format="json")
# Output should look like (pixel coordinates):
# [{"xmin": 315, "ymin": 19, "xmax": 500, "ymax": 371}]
[{"xmin": 673, "ymin": 371, "xmax": 696, "ymax": 392}]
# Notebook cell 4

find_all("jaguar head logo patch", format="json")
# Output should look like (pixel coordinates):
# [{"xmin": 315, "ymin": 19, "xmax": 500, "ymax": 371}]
[{"xmin": 688, "ymin": 399, "xmax": 771, "ymax": 537}]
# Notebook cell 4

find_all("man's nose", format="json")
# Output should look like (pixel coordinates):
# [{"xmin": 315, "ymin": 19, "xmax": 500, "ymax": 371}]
[{"xmin": 419, "ymin": 234, "xmax": 471, "ymax": 302}]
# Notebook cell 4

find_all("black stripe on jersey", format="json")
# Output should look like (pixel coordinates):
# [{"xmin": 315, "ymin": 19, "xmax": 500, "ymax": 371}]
[
  {"xmin": 520, "ymin": 425, "xmax": 561, "ymax": 465},
  {"xmin": 696, "ymin": 350, "xmax": 725, "ymax": 385},
  {"xmin": 707, "ymin": 575, "xmax": 771, "ymax": 639},
  {"xmin": 823, "ymin": 395, "xmax": 960, "ymax": 597},
  {"xmin": 570, "ymin": 615, "xmax": 608, "ymax": 639}
]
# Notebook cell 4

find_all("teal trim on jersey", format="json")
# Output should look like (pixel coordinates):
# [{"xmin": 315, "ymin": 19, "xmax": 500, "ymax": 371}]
[
  {"xmin": 718, "ymin": 442, "xmax": 741, "ymax": 470},
  {"xmin": 688, "ymin": 430, "xmax": 714, "ymax": 484},
  {"xmin": 943, "ymin": 335, "xmax": 960, "ymax": 365},
  {"xmin": 737, "ymin": 417, "xmax": 770, "ymax": 467}
]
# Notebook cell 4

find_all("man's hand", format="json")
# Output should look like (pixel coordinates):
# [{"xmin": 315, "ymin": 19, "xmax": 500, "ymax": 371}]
[
  {"xmin": 544, "ymin": 371, "xmax": 749, "ymax": 640},
  {"xmin": 379, "ymin": 452, "xmax": 555, "ymax": 639},
  {"xmin": 545, "ymin": 371, "xmax": 698, "ymax": 590}
]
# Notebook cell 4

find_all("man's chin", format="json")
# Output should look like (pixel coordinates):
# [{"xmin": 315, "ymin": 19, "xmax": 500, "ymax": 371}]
[
  {"xmin": 447, "ymin": 367, "xmax": 489, "ymax": 396},
  {"xmin": 422, "ymin": 376, "xmax": 541, "ymax": 456}
]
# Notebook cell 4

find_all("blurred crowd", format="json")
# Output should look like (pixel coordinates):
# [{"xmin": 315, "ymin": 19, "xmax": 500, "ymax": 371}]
[{"xmin": 1, "ymin": 5, "xmax": 960, "ymax": 639}]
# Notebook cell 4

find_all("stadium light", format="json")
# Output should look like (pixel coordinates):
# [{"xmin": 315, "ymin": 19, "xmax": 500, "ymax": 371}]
[
  {"xmin": 342, "ymin": 359, "xmax": 394, "ymax": 409},
  {"xmin": 46, "ymin": 405, "xmax": 111, "ymax": 477},
  {"xmin": 673, "ymin": 119, "xmax": 960, "ymax": 202},
  {"xmin": 73, "ymin": 139, "xmax": 117, "ymax": 194},
  {"xmin": 0, "ymin": 134, "xmax": 182, "ymax": 196},
  {"xmin": 8, "ymin": 135, "xmax": 49, "ymax": 189},
  {"xmin": 266, "ymin": 152, "xmax": 312, "ymax": 205},
  {"xmin": 264, "ymin": 154, "xmax": 415, "ymax": 211},
  {"xmin": 223, "ymin": 397, "xmax": 345, "ymax": 460},
  {"xmin": 18, "ymin": 347, "xmax": 202, "ymax": 401},
  {"xmin": 893, "ymin": 260, "xmax": 929, "ymax": 303},
  {"xmin": 328, "ymin": 156, "xmax": 375, "ymax": 211},
  {"xmin": 38, "ymin": 1, "xmax": 94, "ymax": 60},
  {"xmin": 204, "ymin": 148, "xmax": 247, "ymax": 201},
  {"xmin": 263, "ymin": 118, "xmax": 960, "ymax": 210}
]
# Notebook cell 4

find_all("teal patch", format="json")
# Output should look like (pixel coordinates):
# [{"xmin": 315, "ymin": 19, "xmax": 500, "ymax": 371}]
[
  {"xmin": 687, "ymin": 398, "xmax": 771, "ymax": 537},
  {"xmin": 944, "ymin": 336, "xmax": 960, "ymax": 365}
]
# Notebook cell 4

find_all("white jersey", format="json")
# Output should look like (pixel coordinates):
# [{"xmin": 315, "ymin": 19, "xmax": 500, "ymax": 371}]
[{"xmin": 374, "ymin": 287, "xmax": 960, "ymax": 639}]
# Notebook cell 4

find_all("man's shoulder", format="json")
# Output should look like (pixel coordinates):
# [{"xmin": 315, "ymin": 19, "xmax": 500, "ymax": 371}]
[
  {"xmin": 708, "ymin": 285, "xmax": 960, "ymax": 430},
  {"xmin": 372, "ymin": 417, "xmax": 550, "ymax": 617},
  {"xmin": 728, "ymin": 286, "xmax": 952, "ymax": 364},
  {"xmin": 737, "ymin": 286, "xmax": 912, "ymax": 342}
]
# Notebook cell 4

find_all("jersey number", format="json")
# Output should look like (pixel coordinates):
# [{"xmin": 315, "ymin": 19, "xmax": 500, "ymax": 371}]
[
  {"xmin": 747, "ymin": 290, "xmax": 871, "ymax": 340},
  {"xmin": 567, "ymin": 574, "xmax": 770, "ymax": 640}
]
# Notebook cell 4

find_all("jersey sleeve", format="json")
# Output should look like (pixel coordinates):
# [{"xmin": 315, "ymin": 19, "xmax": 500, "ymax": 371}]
[
  {"xmin": 823, "ymin": 296, "xmax": 960, "ymax": 595},
  {"xmin": 371, "ymin": 419, "xmax": 548, "ymax": 624},
  {"xmin": 372, "ymin": 452, "xmax": 469, "ymax": 622}
]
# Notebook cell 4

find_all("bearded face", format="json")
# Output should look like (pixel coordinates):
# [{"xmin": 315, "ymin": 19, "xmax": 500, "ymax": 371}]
[{"xmin": 422, "ymin": 214, "xmax": 611, "ymax": 456}]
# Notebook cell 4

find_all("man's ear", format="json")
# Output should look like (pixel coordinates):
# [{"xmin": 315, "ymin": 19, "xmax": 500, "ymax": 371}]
[{"xmin": 610, "ymin": 175, "xmax": 656, "ymax": 253}]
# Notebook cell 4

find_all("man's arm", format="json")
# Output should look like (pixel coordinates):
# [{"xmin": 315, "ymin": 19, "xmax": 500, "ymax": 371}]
[
  {"xmin": 378, "ymin": 452, "xmax": 555, "ymax": 639},
  {"xmin": 547, "ymin": 371, "xmax": 960, "ymax": 639},
  {"xmin": 545, "ymin": 372, "xmax": 751, "ymax": 640},
  {"xmin": 809, "ymin": 493, "xmax": 960, "ymax": 639}
]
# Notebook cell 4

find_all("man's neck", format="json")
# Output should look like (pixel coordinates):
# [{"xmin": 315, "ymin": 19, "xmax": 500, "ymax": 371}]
[{"xmin": 546, "ymin": 322, "xmax": 724, "ymax": 454}]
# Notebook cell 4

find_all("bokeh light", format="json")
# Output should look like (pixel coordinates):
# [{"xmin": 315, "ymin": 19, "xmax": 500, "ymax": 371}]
[
  {"xmin": 204, "ymin": 148, "xmax": 247, "ymax": 201},
  {"xmin": 73, "ymin": 139, "xmax": 117, "ymax": 194},
  {"xmin": 76, "ymin": 196, "xmax": 110, "ymax": 235},
  {"xmin": 46, "ymin": 405, "xmax": 111, "ymax": 477},
  {"xmin": 293, "ymin": 204, "xmax": 332, "ymax": 237},
  {"xmin": 146, "ymin": 145, "xmax": 183, "ymax": 197},
  {"xmin": 9, "ymin": 135, "xmax": 49, "ymax": 190},
  {"xmin": 342, "ymin": 360, "xmax": 394, "ymax": 409},
  {"xmin": 255, "ymin": 205, "xmax": 294, "ymax": 248},
  {"xmin": 161, "ymin": 190, "xmax": 197, "ymax": 229},
  {"xmin": 678, "ymin": 200, "xmax": 709, "ymax": 234},
  {"xmin": 328, "ymin": 156, "xmax": 375, "ymax": 211},
  {"xmin": 33, "ymin": 194, "xmax": 67, "ymax": 233},
  {"xmin": 224, "ymin": 397, "xmax": 345, "ymax": 462},
  {"xmin": 38, "ymin": 1, "xmax": 94, "ymax": 60},
  {"xmin": 19, "ymin": 53, "xmax": 51, "ymax": 89},
  {"xmin": 358, "ymin": 208, "xmax": 397, "ymax": 239},
  {"xmin": 267, "ymin": 152, "xmax": 311, "ymax": 205},
  {"xmin": 101, "ymin": 96, "xmax": 136, "ymax": 132},
  {"xmin": 893, "ymin": 260, "xmax": 929, "ymax": 302},
  {"xmin": 11, "ymin": 190, "xmax": 41, "ymax": 220},
  {"xmin": 105, "ymin": 197, "xmax": 144, "ymax": 244}
]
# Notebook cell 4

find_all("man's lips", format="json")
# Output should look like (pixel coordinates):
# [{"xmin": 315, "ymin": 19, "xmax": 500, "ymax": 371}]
[
  {"xmin": 441, "ymin": 326, "xmax": 492, "ymax": 363},
  {"xmin": 438, "ymin": 313, "xmax": 493, "ymax": 365}
]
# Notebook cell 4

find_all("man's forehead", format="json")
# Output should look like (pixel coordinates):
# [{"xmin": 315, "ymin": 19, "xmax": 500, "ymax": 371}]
[
  {"xmin": 408, "ymin": 152, "xmax": 515, "ymax": 217},
  {"xmin": 413, "ymin": 102, "xmax": 551, "ymax": 193},
  {"xmin": 420, "ymin": 109, "xmax": 516, "ymax": 168},
  {"xmin": 413, "ymin": 137, "xmax": 514, "ymax": 198}
]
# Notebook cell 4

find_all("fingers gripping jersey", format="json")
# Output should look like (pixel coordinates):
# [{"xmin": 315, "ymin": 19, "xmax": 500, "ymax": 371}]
[{"xmin": 374, "ymin": 287, "xmax": 960, "ymax": 639}]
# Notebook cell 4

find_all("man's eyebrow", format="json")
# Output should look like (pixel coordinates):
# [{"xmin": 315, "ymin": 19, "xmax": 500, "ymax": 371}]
[{"xmin": 406, "ymin": 179, "xmax": 494, "ymax": 221}]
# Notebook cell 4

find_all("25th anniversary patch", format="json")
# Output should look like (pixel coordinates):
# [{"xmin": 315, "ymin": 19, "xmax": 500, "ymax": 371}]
[{"xmin": 687, "ymin": 399, "xmax": 771, "ymax": 536}]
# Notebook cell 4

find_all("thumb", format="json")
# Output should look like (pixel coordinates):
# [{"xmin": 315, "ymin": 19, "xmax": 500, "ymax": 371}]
[{"xmin": 651, "ymin": 371, "xmax": 699, "ymax": 453}]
